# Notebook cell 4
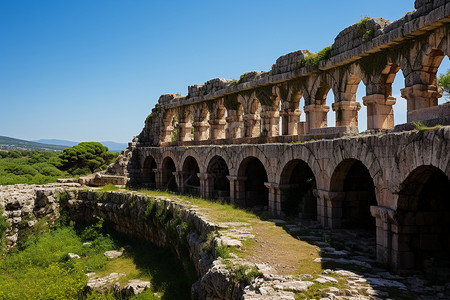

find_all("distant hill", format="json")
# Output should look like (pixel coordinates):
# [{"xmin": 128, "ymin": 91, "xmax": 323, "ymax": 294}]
[
  {"xmin": 33, "ymin": 139, "xmax": 127, "ymax": 153},
  {"xmin": 0, "ymin": 136, "xmax": 66, "ymax": 152}
]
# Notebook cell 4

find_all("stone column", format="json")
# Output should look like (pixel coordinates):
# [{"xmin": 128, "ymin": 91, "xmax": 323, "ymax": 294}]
[
  {"xmin": 225, "ymin": 110, "xmax": 243, "ymax": 139},
  {"xmin": 331, "ymin": 101, "xmax": 361, "ymax": 127},
  {"xmin": 192, "ymin": 121, "xmax": 209, "ymax": 141},
  {"xmin": 303, "ymin": 104, "xmax": 330, "ymax": 134},
  {"xmin": 362, "ymin": 94, "xmax": 396, "ymax": 130},
  {"xmin": 160, "ymin": 123, "xmax": 173, "ymax": 144},
  {"xmin": 315, "ymin": 189, "xmax": 344, "ymax": 229},
  {"xmin": 227, "ymin": 176, "xmax": 246, "ymax": 206},
  {"xmin": 209, "ymin": 119, "xmax": 226, "ymax": 140},
  {"xmin": 172, "ymin": 171, "xmax": 183, "ymax": 193},
  {"xmin": 260, "ymin": 109, "xmax": 280, "ymax": 137},
  {"xmin": 264, "ymin": 182, "xmax": 281, "ymax": 216},
  {"xmin": 197, "ymin": 173, "xmax": 214, "ymax": 199},
  {"xmin": 370, "ymin": 206, "xmax": 398, "ymax": 267},
  {"xmin": 243, "ymin": 114, "xmax": 261, "ymax": 137},
  {"xmin": 401, "ymin": 83, "xmax": 443, "ymax": 121},
  {"xmin": 153, "ymin": 168, "xmax": 162, "ymax": 189},
  {"xmin": 286, "ymin": 110, "xmax": 302, "ymax": 135},
  {"xmin": 176, "ymin": 122, "xmax": 192, "ymax": 142}
]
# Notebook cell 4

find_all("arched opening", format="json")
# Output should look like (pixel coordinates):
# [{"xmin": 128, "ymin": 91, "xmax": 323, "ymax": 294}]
[
  {"xmin": 330, "ymin": 159, "xmax": 376, "ymax": 230},
  {"xmin": 161, "ymin": 157, "xmax": 177, "ymax": 192},
  {"xmin": 207, "ymin": 156, "xmax": 230, "ymax": 200},
  {"xmin": 397, "ymin": 166, "xmax": 450, "ymax": 272},
  {"xmin": 279, "ymin": 159, "xmax": 317, "ymax": 220},
  {"xmin": 171, "ymin": 115, "xmax": 178, "ymax": 142},
  {"xmin": 182, "ymin": 156, "xmax": 200, "ymax": 196},
  {"xmin": 435, "ymin": 54, "xmax": 450, "ymax": 105},
  {"xmin": 238, "ymin": 157, "xmax": 268, "ymax": 209},
  {"xmin": 315, "ymin": 82, "xmax": 334, "ymax": 128},
  {"xmin": 142, "ymin": 156, "xmax": 157, "ymax": 187}
]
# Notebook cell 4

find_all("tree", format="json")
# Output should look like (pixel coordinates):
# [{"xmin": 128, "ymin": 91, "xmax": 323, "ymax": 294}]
[
  {"xmin": 438, "ymin": 69, "xmax": 450, "ymax": 101},
  {"xmin": 59, "ymin": 142, "xmax": 116, "ymax": 174}
]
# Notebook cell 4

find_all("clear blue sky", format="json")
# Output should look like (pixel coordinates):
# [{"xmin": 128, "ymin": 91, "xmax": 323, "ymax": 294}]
[{"xmin": 1, "ymin": 0, "xmax": 448, "ymax": 143}]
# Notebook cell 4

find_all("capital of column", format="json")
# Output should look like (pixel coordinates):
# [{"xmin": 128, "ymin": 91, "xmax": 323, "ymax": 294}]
[
  {"xmin": 226, "ymin": 175, "xmax": 247, "ymax": 182},
  {"xmin": 197, "ymin": 172, "xmax": 213, "ymax": 181},
  {"xmin": 243, "ymin": 114, "xmax": 261, "ymax": 121},
  {"xmin": 370, "ymin": 205, "xmax": 398, "ymax": 225},
  {"xmin": 208, "ymin": 119, "xmax": 227, "ymax": 126},
  {"xmin": 263, "ymin": 182, "xmax": 280, "ymax": 190},
  {"xmin": 362, "ymin": 94, "xmax": 396, "ymax": 106},
  {"xmin": 400, "ymin": 84, "xmax": 443, "ymax": 101},
  {"xmin": 192, "ymin": 121, "xmax": 209, "ymax": 128},
  {"xmin": 304, "ymin": 104, "xmax": 330, "ymax": 113},
  {"xmin": 152, "ymin": 168, "xmax": 161, "ymax": 174},
  {"xmin": 331, "ymin": 101, "xmax": 361, "ymax": 112}
]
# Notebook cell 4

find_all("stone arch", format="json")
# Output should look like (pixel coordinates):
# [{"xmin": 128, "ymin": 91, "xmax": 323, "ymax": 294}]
[
  {"xmin": 395, "ymin": 165, "xmax": 450, "ymax": 271},
  {"xmin": 279, "ymin": 159, "xmax": 317, "ymax": 220},
  {"xmin": 182, "ymin": 155, "xmax": 200, "ymax": 195},
  {"xmin": 161, "ymin": 155, "xmax": 177, "ymax": 191},
  {"xmin": 206, "ymin": 155, "xmax": 230, "ymax": 199},
  {"xmin": 326, "ymin": 141, "xmax": 383, "ymax": 191},
  {"xmin": 396, "ymin": 132, "xmax": 450, "ymax": 193},
  {"xmin": 237, "ymin": 156, "xmax": 269, "ymax": 209},
  {"xmin": 180, "ymin": 150, "xmax": 206, "ymax": 174},
  {"xmin": 234, "ymin": 146, "xmax": 271, "ymax": 180},
  {"xmin": 330, "ymin": 158, "xmax": 377, "ymax": 229},
  {"xmin": 142, "ymin": 155, "xmax": 157, "ymax": 187},
  {"xmin": 275, "ymin": 145, "xmax": 322, "ymax": 188}
]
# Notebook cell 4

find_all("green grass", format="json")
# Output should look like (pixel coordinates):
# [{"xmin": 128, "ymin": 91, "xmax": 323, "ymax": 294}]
[
  {"xmin": 413, "ymin": 121, "xmax": 442, "ymax": 131},
  {"xmin": 0, "ymin": 213, "xmax": 195, "ymax": 299}
]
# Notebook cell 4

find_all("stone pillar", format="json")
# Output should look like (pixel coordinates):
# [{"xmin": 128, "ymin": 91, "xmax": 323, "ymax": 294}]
[
  {"xmin": 197, "ymin": 173, "xmax": 214, "ymax": 199},
  {"xmin": 303, "ymin": 104, "xmax": 330, "ymax": 134},
  {"xmin": 264, "ymin": 183, "xmax": 281, "ymax": 216},
  {"xmin": 209, "ymin": 119, "xmax": 226, "ymax": 140},
  {"xmin": 243, "ymin": 114, "xmax": 261, "ymax": 137},
  {"xmin": 227, "ymin": 176, "xmax": 246, "ymax": 206},
  {"xmin": 193, "ymin": 121, "xmax": 209, "ymax": 141},
  {"xmin": 286, "ymin": 110, "xmax": 302, "ymax": 135},
  {"xmin": 172, "ymin": 171, "xmax": 183, "ymax": 193},
  {"xmin": 331, "ymin": 101, "xmax": 361, "ymax": 127},
  {"xmin": 260, "ymin": 109, "xmax": 280, "ymax": 137},
  {"xmin": 176, "ymin": 122, "xmax": 192, "ymax": 142},
  {"xmin": 401, "ymin": 84, "xmax": 443, "ymax": 122},
  {"xmin": 225, "ymin": 110, "xmax": 243, "ymax": 139},
  {"xmin": 160, "ymin": 123, "xmax": 174, "ymax": 144},
  {"xmin": 362, "ymin": 94, "xmax": 396, "ymax": 130},
  {"xmin": 153, "ymin": 168, "xmax": 162, "ymax": 189},
  {"xmin": 315, "ymin": 189, "xmax": 344, "ymax": 229},
  {"xmin": 370, "ymin": 206, "xmax": 398, "ymax": 267}
]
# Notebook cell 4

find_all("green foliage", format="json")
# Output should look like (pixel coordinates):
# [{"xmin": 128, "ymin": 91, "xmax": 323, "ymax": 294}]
[
  {"xmin": 297, "ymin": 47, "xmax": 332, "ymax": 69},
  {"xmin": 356, "ymin": 16, "xmax": 374, "ymax": 43},
  {"xmin": 59, "ymin": 142, "xmax": 117, "ymax": 174},
  {"xmin": 233, "ymin": 265, "xmax": 263, "ymax": 286},
  {"xmin": 438, "ymin": 69, "xmax": 450, "ymax": 101},
  {"xmin": 215, "ymin": 245, "xmax": 232, "ymax": 259},
  {"xmin": 0, "ymin": 150, "xmax": 72, "ymax": 185}
]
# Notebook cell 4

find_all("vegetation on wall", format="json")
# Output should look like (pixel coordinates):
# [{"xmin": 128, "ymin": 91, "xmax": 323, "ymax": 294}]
[
  {"xmin": 297, "ymin": 46, "xmax": 332, "ymax": 70},
  {"xmin": 356, "ymin": 16, "xmax": 374, "ymax": 43}
]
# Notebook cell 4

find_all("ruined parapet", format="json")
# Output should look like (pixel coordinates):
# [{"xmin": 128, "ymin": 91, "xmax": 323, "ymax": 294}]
[
  {"xmin": 271, "ymin": 50, "xmax": 311, "ymax": 75},
  {"xmin": 188, "ymin": 78, "xmax": 234, "ymax": 98},
  {"xmin": 330, "ymin": 18, "xmax": 390, "ymax": 57}
]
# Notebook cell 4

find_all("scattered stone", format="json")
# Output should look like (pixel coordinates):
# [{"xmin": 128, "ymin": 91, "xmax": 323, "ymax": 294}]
[
  {"xmin": 86, "ymin": 272, "xmax": 126, "ymax": 292},
  {"xmin": 104, "ymin": 250, "xmax": 123, "ymax": 259},
  {"xmin": 122, "ymin": 279, "xmax": 151, "ymax": 297},
  {"xmin": 67, "ymin": 253, "xmax": 80, "ymax": 259}
]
